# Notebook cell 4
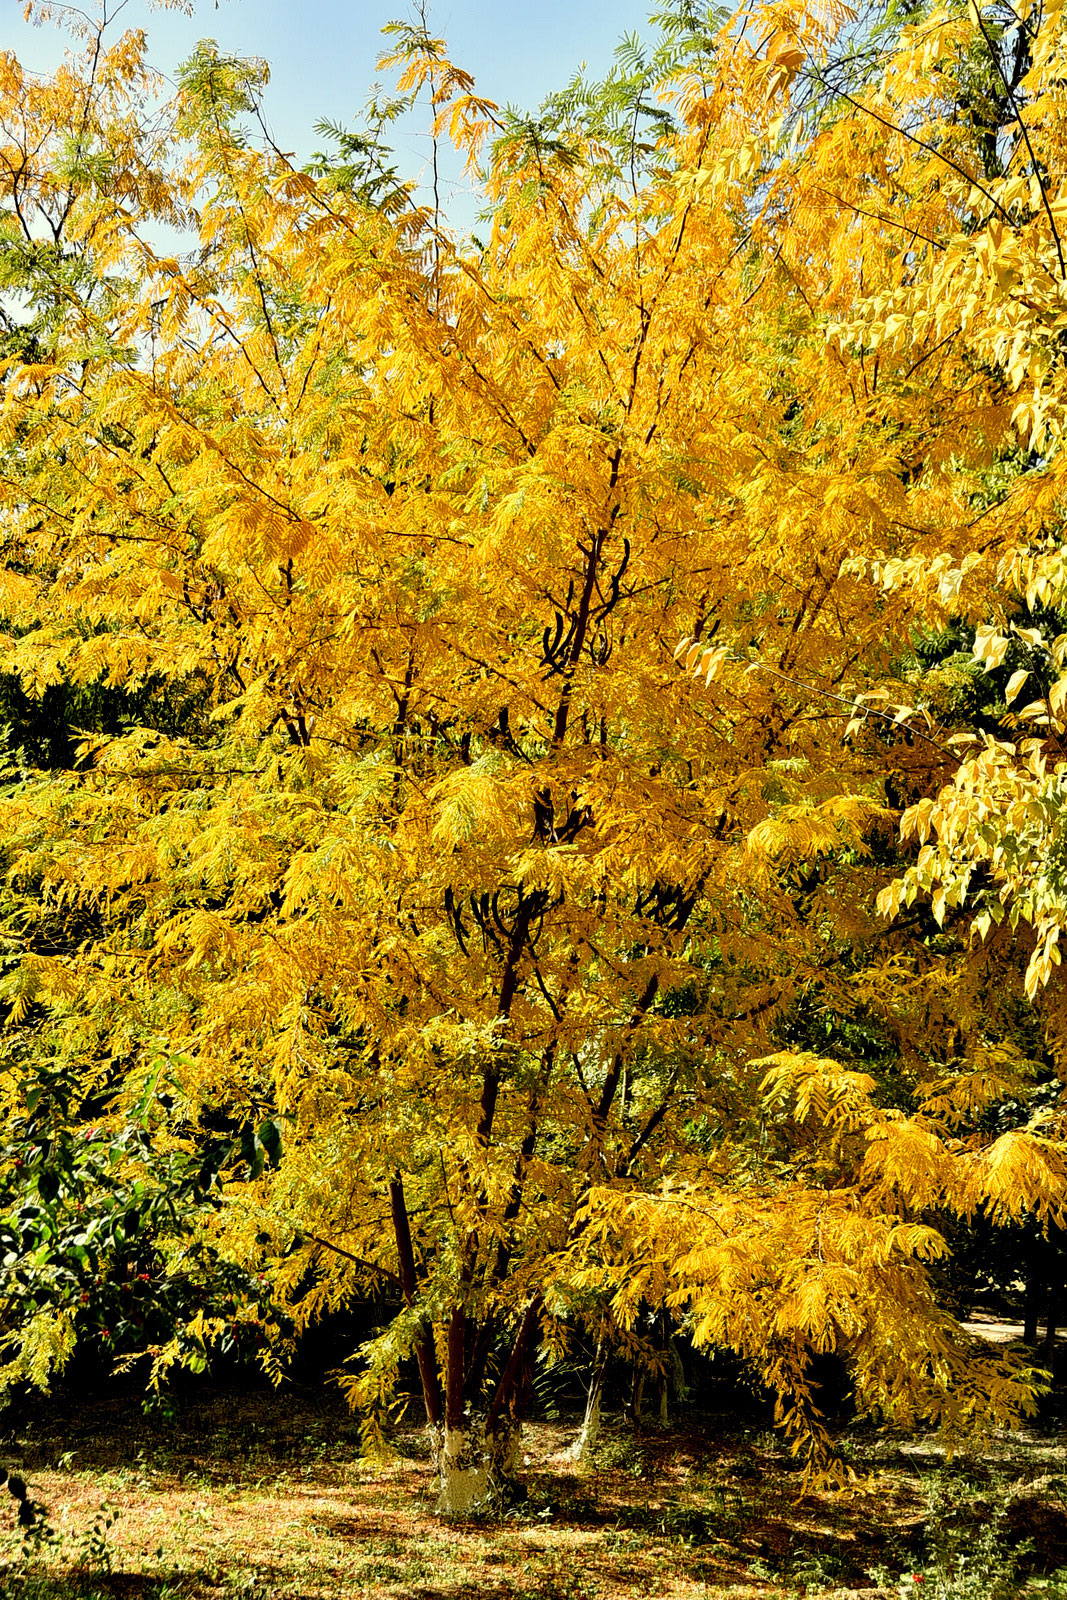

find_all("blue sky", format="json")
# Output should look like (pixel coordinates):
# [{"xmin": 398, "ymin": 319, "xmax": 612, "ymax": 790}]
[{"xmin": 4, "ymin": 1, "xmax": 658, "ymax": 228}]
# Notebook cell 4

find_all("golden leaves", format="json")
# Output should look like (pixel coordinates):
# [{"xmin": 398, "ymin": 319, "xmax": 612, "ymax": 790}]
[
  {"xmin": 4, "ymin": 0, "xmax": 1067, "ymax": 1451},
  {"xmin": 758, "ymin": 1050, "xmax": 878, "ymax": 1131},
  {"xmin": 676, "ymin": 635, "xmax": 729, "ymax": 684},
  {"xmin": 968, "ymin": 1130, "xmax": 1064, "ymax": 1218},
  {"xmin": 573, "ymin": 1175, "xmax": 1033, "ymax": 1476}
]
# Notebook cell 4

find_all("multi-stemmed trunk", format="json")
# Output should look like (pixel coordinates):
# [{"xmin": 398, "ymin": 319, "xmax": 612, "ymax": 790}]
[
  {"xmin": 390, "ymin": 1171, "xmax": 541, "ymax": 1514},
  {"xmin": 377, "ymin": 485, "xmax": 694, "ymax": 1514},
  {"xmin": 386, "ymin": 956, "xmax": 681, "ymax": 1512}
]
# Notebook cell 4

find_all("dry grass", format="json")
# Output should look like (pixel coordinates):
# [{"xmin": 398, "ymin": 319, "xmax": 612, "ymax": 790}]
[{"xmin": 0, "ymin": 1386, "xmax": 1064, "ymax": 1600}]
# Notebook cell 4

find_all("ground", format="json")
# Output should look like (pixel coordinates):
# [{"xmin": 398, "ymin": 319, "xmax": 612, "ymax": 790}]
[{"xmin": 2, "ymin": 1384, "xmax": 1066, "ymax": 1599}]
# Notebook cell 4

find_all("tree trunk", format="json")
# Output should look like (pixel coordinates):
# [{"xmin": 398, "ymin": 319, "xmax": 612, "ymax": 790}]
[
  {"xmin": 568, "ymin": 1339, "xmax": 607, "ymax": 1463},
  {"xmin": 654, "ymin": 1311, "xmax": 672, "ymax": 1427},
  {"xmin": 1023, "ymin": 1233, "xmax": 1042, "ymax": 1345},
  {"xmin": 1045, "ymin": 1227, "xmax": 1064, "ymax": 1355},
  {"xmin": 1044, "ymin": 1283, "xmax": 1059, "ymax": 1355},
  {"xmin": 656, "ymin": 1370, "xmax": 669, "ymax": 1427},
  {"xmin": 669, "ymin": 1336, "xmax": 689, "ymax": 1404},
  {"xmin": 433, "ymin": 1417, "xmax": 521, "ymax": 1516},
  {"xmin": 432, "ymin": 1298, "xmax": 539, "ymax": 1516},
  {"xmin": 627, "ymin": 1363, "xmax": 645, "ymax": 1428}
]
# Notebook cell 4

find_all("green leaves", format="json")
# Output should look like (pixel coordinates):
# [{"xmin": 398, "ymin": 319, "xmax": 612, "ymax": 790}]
[
  {"xmin": 0, "ymin": 1062, "xmax": 283, "ymax": 1400},
  {"xmin": 241, "ymin": 1117, "xmax": 284, "ymax": 1180},
  {"xmin": 175, "ymin": 40, "xmax": 271, "ymax": 145}
]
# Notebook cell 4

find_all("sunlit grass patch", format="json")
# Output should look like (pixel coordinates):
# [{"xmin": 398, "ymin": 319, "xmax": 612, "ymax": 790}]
[{"xmin": 2, "ymin": 1389, "xmax": 1065, "ymax": 1599}]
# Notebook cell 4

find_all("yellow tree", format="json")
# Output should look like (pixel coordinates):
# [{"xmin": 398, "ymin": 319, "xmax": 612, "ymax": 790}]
[
  {"xmin": 0, "ymin": 0, "xmax": 1061, "ymax": 1510},
  {"xmin": 603, "ymin": 0, "xmax": 1067, "ymax": 1468}
]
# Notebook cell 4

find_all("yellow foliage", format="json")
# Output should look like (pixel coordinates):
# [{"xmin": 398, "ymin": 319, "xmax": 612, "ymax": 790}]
[{"xmin": 0, "ymin": 0, "xmax": 1064, "ymax": 1472}]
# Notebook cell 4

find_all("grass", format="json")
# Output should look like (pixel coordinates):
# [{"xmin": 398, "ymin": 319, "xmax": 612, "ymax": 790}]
[{"xmin": 1, "ymin": 1386, "xmax": 1065, "ymax": 1599}]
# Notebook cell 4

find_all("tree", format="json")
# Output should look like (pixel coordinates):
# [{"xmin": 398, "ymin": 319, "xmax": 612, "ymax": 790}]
[
  {"xmin": 794, "ymin": 0, "xmax": 1067, "ymax": 1008},
  {"xmin": 1, "ymin": 0, "xmax": 1064, "ymax": 1514},
  {"xmin": 647, "ymin": 0, "xmax": 1067, "ymax": 1460}
]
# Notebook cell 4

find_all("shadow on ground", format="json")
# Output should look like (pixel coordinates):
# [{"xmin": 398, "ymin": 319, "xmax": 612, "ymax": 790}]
[{"xmin": 1, "ymin": 1386, "xmax": 1065, "ymax": 1599}]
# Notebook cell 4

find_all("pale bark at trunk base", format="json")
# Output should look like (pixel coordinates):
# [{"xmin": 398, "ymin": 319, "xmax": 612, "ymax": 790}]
[
  {"xmin": 433, "ymin": 1421, "xmax": 521, "ymax": 1517},
  {"xmin": 568, "ymin": 1384, "xmax": 602, "ymax": 1463},
  {"xmin": 568, "ymin": 1362, "xmax": 604, "ymax": 1463}
]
